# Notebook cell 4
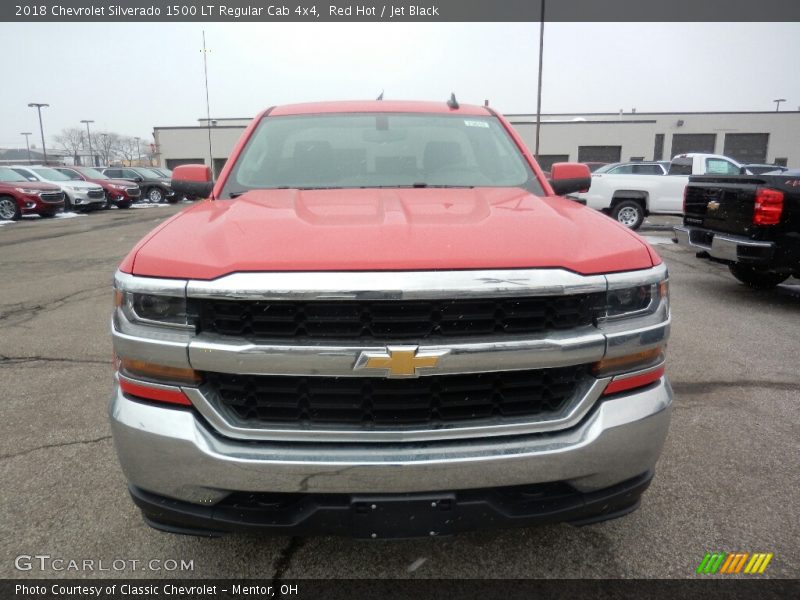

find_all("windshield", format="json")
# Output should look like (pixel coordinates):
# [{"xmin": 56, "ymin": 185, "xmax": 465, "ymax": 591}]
[
  {"xmin": 222, "ymin": 113, "xmax": 539, "ymax": 197},
  {"xmin": 32, "ymin": 167, "xmax": 71, "ymax": 181},
  {"xmin": 80, "ymin": 168, "xmax": 109, "ymax": 179},
  {"xmin": 592, "ymin": 163, "xmax": 618, "ymax": 174},
  {"xmin": 57, "ymin": 169, "xmax": 84, "ymax": 181},
  {"xmin": 137, "ymin": 168, "xmax": 164, "ymax": 179},
  {"xmin": 0, "ymin": 168, "xmax": 29, "ymax": 183}
]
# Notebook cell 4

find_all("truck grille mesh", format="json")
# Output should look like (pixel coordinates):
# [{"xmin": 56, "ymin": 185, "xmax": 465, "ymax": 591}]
[
  {"xmin": 204, "ymin": 365, "xmax": 587, "ymax": 427},
  {"xmin": 191, "ymin": 294, "xmax": 603, "ymax": 340}
]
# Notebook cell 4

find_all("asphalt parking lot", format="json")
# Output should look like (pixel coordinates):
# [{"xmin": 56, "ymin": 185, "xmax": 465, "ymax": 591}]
[{"xmin": 0, "ymin": 207, "xmax": 798, "ymax": 580}]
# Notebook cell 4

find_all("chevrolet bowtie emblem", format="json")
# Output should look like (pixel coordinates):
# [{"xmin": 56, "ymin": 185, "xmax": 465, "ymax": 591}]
[
  {"xmin": 354, "ymin": 346, "xmax": 449, "ymax": 378},
  {"xmin": 707, "ymin": 200, "xmax": 721, "ymax": 211}
]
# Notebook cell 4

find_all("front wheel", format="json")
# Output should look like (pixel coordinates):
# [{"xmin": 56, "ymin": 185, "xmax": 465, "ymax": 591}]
[
  {"xmin": 611, "ymin": 200, "xmax": 645, "ymax": 230},
  {"xmin": 0, "ymin": 196, "xmax": 21, "ymax": 221},
  {"xmin": 116, "ymin": 200, "xmax": 132, "ymax": 210},
  {"xmin": 147, "ymin": 187, "xmax": 164, "ymax": 203},
  {"xmin": 728, "ymin": 264, "xmax": 790, "ymax": 289}
]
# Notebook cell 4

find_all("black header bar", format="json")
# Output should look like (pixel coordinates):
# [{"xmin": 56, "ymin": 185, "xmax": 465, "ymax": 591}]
[{"xmin": 4, "ymin": 0, "xmax": 800, "ymax": 22}]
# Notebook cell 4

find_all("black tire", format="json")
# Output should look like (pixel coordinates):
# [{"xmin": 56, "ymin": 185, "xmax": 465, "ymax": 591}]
[
  {"xmin": 611, "ymin": 199, "xmax": 645, "ymax": 230},
  {"xmin": 117, "ymin": 201, "xmax": 132, "ymax": 210},
  {"xmin": 147, "ymin": 187, "xmax": 164, "ymax": 203},
  {"xmin": 0, "ymin": 195, "xmax": 21, "ymax": 221},
  {"xmin": 63, "ymin": 194, "xmax": 75, "ymax": 212},
  {"xmin": 728, "ymin": 264, "xmax": 790, "ymax": 289},
  {"xmin": 166, "ymin": 195, "xmax": 179, "ymax": 204},
  {"xmin": 39, "ymin": 212, "xmax": 57, "ymax": 218}
]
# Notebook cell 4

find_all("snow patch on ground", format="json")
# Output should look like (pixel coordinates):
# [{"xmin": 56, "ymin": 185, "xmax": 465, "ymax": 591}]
[
  {"xmin": 642, "ymin": 235, "xmax": 673, "ymax": 246},
  {"xmin": 55, "ymin": 212, "xmax": 86, "ymax": 219},
  {"xmin": 0, "ymin": 220, "xmax": 15, "ymax": 227},
  {"xmin": 131, "ymin": 202, "xmax": 169, "ymax": 209}
]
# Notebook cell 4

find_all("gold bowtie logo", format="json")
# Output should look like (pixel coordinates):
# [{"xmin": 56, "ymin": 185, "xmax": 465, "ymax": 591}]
[
  {"xmin": 707, "ymin": 200, "xmax": 721, "ymax": 211},
  {"xmin": 355, "ymin": 346, "xmax": 449, "ymax": 378}
]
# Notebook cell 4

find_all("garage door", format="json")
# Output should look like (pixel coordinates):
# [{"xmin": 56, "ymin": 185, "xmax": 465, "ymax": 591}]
[
  {"xmin": 723, "ymin": 133, "xmax": 769, "ymax": 164},
  {"xmin": 670, "ymin": 134, "xmax": 716, "ymax": 157},
  {"xmin": 535, "ymin": 154, "xmax": 569, "ymax": 171},
  {"xmin": 577, "ymin": 146, "xmax": 621, "ymax": 163},
  {"xmin": 166, "ymin": 158, "xmax": 204, "ymax": 170}
]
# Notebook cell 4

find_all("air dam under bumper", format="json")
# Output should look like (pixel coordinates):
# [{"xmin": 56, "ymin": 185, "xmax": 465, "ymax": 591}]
[{"xmin": 110, "ymin": 378, "xmax": 672, "ymax": 535}]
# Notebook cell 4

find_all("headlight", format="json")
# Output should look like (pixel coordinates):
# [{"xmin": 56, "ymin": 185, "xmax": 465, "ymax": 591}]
[
  {"xmin": 598, "ymin": 278, "xmax": 668, "ymax": 322},
  {"xmin": 111, "ymin": 184, "xmax": 126, "ymax": 190},
  {"xmin": 115, "ymin": 290, "xmax": 189, "ymax": 328},
  {"xmin": 14, "ymin": 187, "xmax": 39, "ymax": 194},
  {"xmin": 67, "ymin": 185, "xmax": 83, "ymax": 191}
]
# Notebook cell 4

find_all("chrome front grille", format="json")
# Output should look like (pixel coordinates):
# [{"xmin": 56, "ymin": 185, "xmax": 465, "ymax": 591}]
[
  {"xmin": 40, "ymin": 192, "xmax": 64, "ymax": 203},
  {"xmin": 191, "ymin": 294, "xmax": 604, "ymax": 341},
  {"xmin": 205, "ymin": 365, "xmax": 588, "ymax": 428}
]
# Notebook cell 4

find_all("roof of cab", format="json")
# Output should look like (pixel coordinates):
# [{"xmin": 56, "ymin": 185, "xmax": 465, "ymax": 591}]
[{"xmin": 267, "ymin": 100, "xmax": 492, "ymax": 117}]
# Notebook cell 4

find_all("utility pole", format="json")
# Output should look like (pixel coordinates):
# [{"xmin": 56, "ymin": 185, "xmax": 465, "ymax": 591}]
[
  {"xmin": 21, "ymin": 132, "xmax": 33, "ymax": 164},
  {"xmin": 534, "ymin": 0, "xmax": 545, "ymax": 158},
  {"xmin": 28, "ymin": 103, "xmax": 49, "ymax": 165},
  {"xmin": 80, "ymin": 119, "xmax": 95, "ymax": 166},
  {"xmin": 773, "ymin": 98, "xmax": 786, "ymax": 112}
]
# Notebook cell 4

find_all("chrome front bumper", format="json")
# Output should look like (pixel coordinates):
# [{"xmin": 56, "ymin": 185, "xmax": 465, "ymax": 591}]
[
  {"xmin": 673, "ymin": 226, "xmax": 775, "ymax": 263},
  {"xmin": 109, "ymin": 378, "xmax": 672, "ymax": 505}
]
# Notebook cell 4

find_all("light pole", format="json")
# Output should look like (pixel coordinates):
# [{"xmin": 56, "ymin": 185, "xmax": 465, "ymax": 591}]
[
  {"xmin": 80, "ymin": 119, "xmax": 95, "ymax": 166},
  {"xmin": 21, "ymin": 132, "xmax": 33, "ymax": 164},
  {"xmin": 773, "ymin": 98, "xmax": 786, "ymax": 111},
  {"xmin": 134, "ymin": 137, "xmax": 141, "ymax": 165},
  {"xmin": 28, "ymin": 103, "xmax": 49, "ymax": 165}
]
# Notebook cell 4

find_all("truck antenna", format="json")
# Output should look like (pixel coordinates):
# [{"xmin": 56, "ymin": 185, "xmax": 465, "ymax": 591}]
[
  {"xmin": 447, "ymin": 93, "xmax": 459, "ymax": 109},
  {"xmin": 376, "ymin": 90, "xmax": 384, "ymax": 101}
]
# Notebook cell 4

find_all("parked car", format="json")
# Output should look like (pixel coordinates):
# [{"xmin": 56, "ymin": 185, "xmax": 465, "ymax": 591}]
[
  {"xmin": 593, "ymin": 161, "xmax": 670, "ymax": 175},
  {"xmin": 110, "ymin": 99, "xmax": 671, "ymax": 538},
  {"xmin": 573, "ymin": 153, "xmax": 748, "ymax": 229},
  {"xmin": 0, "ymin": 166, "xmax": 65, "ymax": 220},
  {"xmin": 100, "ymin": 167, "xmax": 176, "ymax": 203},
  {"xmin": 53, "ymin": 166, "xmax": 141, "ymax": 209},
  {"xmin": 674, "ymin": 169, "xmax": 800, "ymax": 288},
  {"xmin": 742, "ymin": 163, "xmax": 789, "ymax": 175},
  {"xmin": 10, "ymin": 165, "xmax": 106, "ymax": 212}
]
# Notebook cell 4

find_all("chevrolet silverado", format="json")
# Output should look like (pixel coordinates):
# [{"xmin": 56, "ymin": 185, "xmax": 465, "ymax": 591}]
[
  {"xmin": 110, "ymin": 100, "xmax": 672, "ymax": 538},
  {"xmin": 674, "ymin": 169, "xmax": 799, "ymax": 288}
]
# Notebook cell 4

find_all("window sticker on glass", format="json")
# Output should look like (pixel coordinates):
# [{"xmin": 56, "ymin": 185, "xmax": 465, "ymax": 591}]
[{"xmin": 464, "ymin": 120, "xmax": 490, "ymax": 128}]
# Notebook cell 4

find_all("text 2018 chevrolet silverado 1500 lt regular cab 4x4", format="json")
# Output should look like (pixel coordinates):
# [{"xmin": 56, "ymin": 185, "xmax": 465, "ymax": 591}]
[
  {"xmin": 674, "ymin": 169, "xmax": 800, "ymax": 288},
  {"xmin": 110, "ymin": 100, "xmax": 672, "ymax": 538},
  {"xmin": 574, "ymin": 153, "xmax": 747, "ymax": 230}
]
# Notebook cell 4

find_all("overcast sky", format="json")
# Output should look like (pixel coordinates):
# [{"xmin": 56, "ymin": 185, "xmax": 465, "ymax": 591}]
[{"xmin": 2, "ymin": 22, "xmax": 799, "ymax": 148}]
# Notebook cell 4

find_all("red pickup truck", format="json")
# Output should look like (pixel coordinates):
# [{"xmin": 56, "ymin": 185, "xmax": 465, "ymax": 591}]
[{"xmin": 110, "ymin": 100, "xmax": 672, "ymax": 538}]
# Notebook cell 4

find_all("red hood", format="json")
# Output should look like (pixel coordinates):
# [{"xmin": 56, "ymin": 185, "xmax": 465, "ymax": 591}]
[{"xmin": 128, "ymin": 188, "xmax": 655, "ymax": 279}]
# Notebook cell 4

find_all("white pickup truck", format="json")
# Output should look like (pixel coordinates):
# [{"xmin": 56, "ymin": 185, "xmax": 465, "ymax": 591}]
[{"xmin": 573, "ymin": 153, "xmax": 748, "ymax": 229}]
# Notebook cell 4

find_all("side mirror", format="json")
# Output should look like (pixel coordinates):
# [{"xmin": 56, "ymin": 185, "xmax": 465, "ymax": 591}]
[
  {"xmin": 133, "ymin": 176, "xmax": 144, "ymax": 183},
  {"xmin": 549, "ymin": 162, "xmax": 591, "ymax": 196},
  {"xmin": 172, "ymin": 164, "xmax": 213, "ymax": 198},
  {"xmin": 739, "ymin": 166, "xmax": 749, "ymax": 175}
]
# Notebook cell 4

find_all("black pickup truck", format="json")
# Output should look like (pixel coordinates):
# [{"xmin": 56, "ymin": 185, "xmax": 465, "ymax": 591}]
[{"xmin": 674, "ymin": 170, "xmax": 800, "ymax": 288}]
